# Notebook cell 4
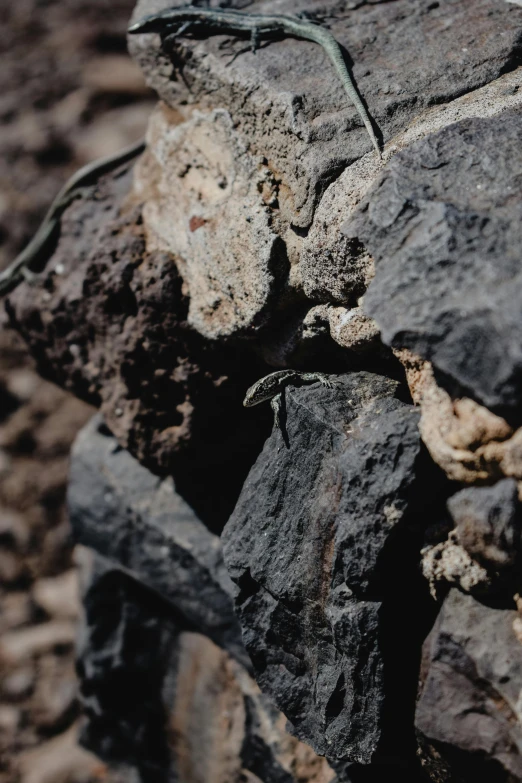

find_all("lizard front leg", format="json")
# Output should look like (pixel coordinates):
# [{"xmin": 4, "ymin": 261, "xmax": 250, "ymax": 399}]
[{"xmin": 270, "ymin": 392, "xmax": 284, "ymax": 431}]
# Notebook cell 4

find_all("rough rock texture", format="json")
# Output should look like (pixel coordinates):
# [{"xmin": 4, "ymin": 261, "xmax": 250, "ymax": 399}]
[
  {"xmin": 421, "ymin": 531, "xmax": 492, "ymax": 600},
  {"xmin": 130, "ymin": 0, "xmax": 522, "ymax": 231},
  {"xmin": 344, "ymin": 110, "xmax": 522, "ymax": 415},
  {"xmin": 5, "ymin": 0, "xmax": 522, "ymax": 780},
  {"xmin": 422, "ymin": 478, "xmax": 522, "ymax": 601},
  {"xmin": 6, "ymin": 2, "xmax": 522, "ymax": 479},
  {"xmin": 68, "ymin": 414, "xmax": 246, "ymax": 666},
  {"xmin": 223, "ymin": 372, "xmax": 437, "ymax": 771},
  {"xmin": 448, "ymin": 480, "xmax": 521, "ymax": 574},
  {"xmin": 127, "ymin": 0, "xmax": 522, "ymax": 340},
  {"xmin": 73, "ymin": 460, "xmax": 337, "ymax": 783},
  {"xmin": 397, "ymin": 352, "xmax": 522, "ymax": 485},
  {"xmin": 5, "ymin": 158, "xmax": 273, "ymax": 527},
  {"xmin": 416, "ymin": 590, "xmax": 522, "ymax": 782}
]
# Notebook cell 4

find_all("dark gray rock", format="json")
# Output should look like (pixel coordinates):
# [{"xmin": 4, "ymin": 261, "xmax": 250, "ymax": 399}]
[
  {"xmin": 68, "ymin": 414, "xmax": 247, "ymax": 667},
  {"xmin": 343, "ymin": 111, "xmax": 522, "ymax": 414},
  {"xmin": 77, "ymin": 550, "xmax": 337, "ymax": 783},
  {"xmin": 129, "ymin": 0, "xmax": 522, "ymax": 229},
  {"xmin": 5, "ymin": 158, "xmax": 272, "ymax": 527},
  {"xmin": 77, "ymin": 554, "xmax": 177, "ymax": 783},
  {"xmin": 416, "ymin": 589, "xmax": 522, "ymax": 782},
  {"xmin": 223, "ymin": 372, "xmax": 437, "ymax": 768},
  {"xmin": 448, "ymin": 479, "xmax": 521, "ymax": 574}
]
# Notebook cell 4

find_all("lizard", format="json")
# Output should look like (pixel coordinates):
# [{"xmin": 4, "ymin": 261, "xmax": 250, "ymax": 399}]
[
  {"xmin": 243, "ymin": 369, "xmax": 336, "ymax": 434},
  {"xmin": 128, "ymin": 4, "xmax": 381, "ymax": 156},
  {"xmin": 0, "ymin": 138, "xmax": 145, "ymax": 296}
]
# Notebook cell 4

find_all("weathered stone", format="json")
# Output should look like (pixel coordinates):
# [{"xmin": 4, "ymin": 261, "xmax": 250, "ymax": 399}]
[
  {"xmin": 134, "ymin": 103, "xmax": 286, "ymax": 340},
  {"xmin": 130, "ymin": 0, "xmax": 522, "ymax": 232},
  {"xmin": 416, "ymin": 589, "xmax": 522, "ymax": 781},
  {"xmin": 68, "ymin": 414, "xmax": 247, "ymax": 666},
  {"xmin": 126, "ymin": 0, "xmax": 522, "ymax": 341},
  {"xmin": 223, "ymin": 372, "xmax": 437, "ymax": 768},
  {"xmin": 6, "ymin": 159, "xmax": 272, "ymax": 523},
  {"xmin": 300, "ymin": 65, "xmax": 522, "ymax": 311},
  {"xmin": 421, "ymin": 531, "xmax": 492, "ymax": 601},
  {"xmin": 76, "ymin": 554, "xmax": 181, "ymax": 781},
  {"xmin": 77, "ymin": 550, "xmax": 337, "ymax": 783},
  {"xmin": 421, "ymin": 479, "xmax": 522, "ymax": 600},
  {"xmin": 449, "ymin": 479, "xmax": 521, "ymax": 573},
  {"xmin": 344, "ymin": 111, "xmax": 522, "ymax": 414},
  {"xmin": 397, "ymin": 352, "xmax": 519, "ymax": 485}
]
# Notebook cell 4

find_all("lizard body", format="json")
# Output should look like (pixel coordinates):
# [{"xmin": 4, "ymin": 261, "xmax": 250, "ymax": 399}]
[
  {"xmin": 128, "ymin": 5, "xmax": 380, "ymax": 155},
  {"xmin": 0, "ymin": 139, "xmax": 145, "ymax": 296},
  {"xmin": 244, "ymin": 369, "xmax": 335, "ymax": 432}
]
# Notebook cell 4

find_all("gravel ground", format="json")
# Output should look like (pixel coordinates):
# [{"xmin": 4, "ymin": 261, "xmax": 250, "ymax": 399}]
[{"xmin": 0, "ymin": 1, "xmax": 154, "ymax": 779}]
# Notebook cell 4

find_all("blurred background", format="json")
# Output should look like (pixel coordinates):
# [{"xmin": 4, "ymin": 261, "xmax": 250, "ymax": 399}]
[{"xmin": 0, "ymin": 2, "xmax": 154, "ymax": 780}]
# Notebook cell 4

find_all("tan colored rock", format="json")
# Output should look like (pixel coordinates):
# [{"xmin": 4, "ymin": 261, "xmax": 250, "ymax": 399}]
[
  {"xmin": 17, "ymin": 724, "xmax": 107, "ymax": 783},
  {"xmin": 421, "ymin": 531, "xmax": 491, "ymax": 600},
  {"xmin": 0, "ymin": 622, "xmax": 76, "ymax": 666},
  {"xmin": 327, "ymin": 304, "xmax": 380, "ymax": 353},
  {"xmin": 32, "ymin": 570, "xmax": 80, "ymax": 621},
  {"xmin": 169, "ymin": 632, "xmax": 335, "ymax": 783},
  {"xmin": 397, "ymin": 350, "xmax": 522, "ymax": 485},
  {"xmin": 82, "ymin": 55, "xmax": 150, "ymax": 96},
  {"xmin": 134, "ymin": 103, "xmax": 282, "ymax": 339}
]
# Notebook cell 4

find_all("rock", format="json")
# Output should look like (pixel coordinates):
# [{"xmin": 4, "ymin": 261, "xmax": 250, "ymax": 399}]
[
  {"xmin": 421, "ymin": 531, "xmax": 492, "ymax": 600},
  {"xmin": 344, "ymin": 111, "xmax": 522, "ymax": 414},
  {"xmin": 8, "ymin": 2, "xmax": 522, "ymax": 472},
  {"xmin": 82, "ymin": 55, "xmax": 150, "ymax": 96},
  {"xmin": 5, "ymin": 158, "xmax": 271, "ymax": 515},
  {"xmin": 0, "ymin": 591, "xmax": 31, "ymax": 635},
  {"xmin": 416, "ymin": 589, "xmax": 522, "ymax": 781},
  {"xmin": 129, "ymin": 0, "xmax": 522, "ymax": 230},
  {"xmin": 78, "ymin": 551, "xmax": 336, "ymax": 783},
  {"xmin": 126, "ymin": 0, "xmax": 522, "ymax": 342},
  {"xmin": 32, "ymin": 570, "xmax": 80, "ymax": 621},
  {"xmin": 0, "ymin": 508, "xmax": 29, "ymax": 550},
  {"xmin": 68, "ymin": 414, "xmax": 247, "ymax": 666},
  {"xmin": 0, "ymin": 550, "xmax": 25, "ymax": 584},
  {"xmin": 30, "ymin": 655, "xmax": 79, "ymax": 732},
  {"xmin": 0, "ymin": 622, "xmax": 76, "ymax": 666},
  {"xmin": 0, "ymin": 705, "xmax": 20, "ymax": 734},
  {"xmin": 223, "ymin": 372, "xmax": 437, "ymax": 768},
  {"xmin": 423, "ymin": 479, "xmax": 522, "ymax": 600},
  {"xmin": 396, "ymin": 353, "xmax": 519, "ymax": 484},
  {"xmin": 448, "ymin": 479, "xmax": 521, "ymax": 573},
  {"xmin": 17, "ymin": 724, "xmax": 108, "ymax": 783},
  {"xmin": 134, "ymin": 103, "xmax": 286, "ymax": 341},
  {"xmin": 1, "ymin": 666, "xmax": 36, "ymax": 701}
]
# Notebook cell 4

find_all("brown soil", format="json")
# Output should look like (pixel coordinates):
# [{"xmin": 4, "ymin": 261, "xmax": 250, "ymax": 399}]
[{"xmin": 0, "ymin": 1, "xmax": 154, "ymax": 780}]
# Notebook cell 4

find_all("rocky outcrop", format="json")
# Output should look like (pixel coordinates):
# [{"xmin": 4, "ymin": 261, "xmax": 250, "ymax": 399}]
[{"xmin": 4, "ymin": 0, "xmax": 522, "ymax": 780}]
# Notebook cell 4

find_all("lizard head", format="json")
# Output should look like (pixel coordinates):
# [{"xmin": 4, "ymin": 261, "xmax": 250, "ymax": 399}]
[
  {"xmin": 243, "ymin": 371, "xmax": 290, "ymax": 408},
  {"xmin": 243, "ymin": 377, "xmax": 271, "ymax": 408}
]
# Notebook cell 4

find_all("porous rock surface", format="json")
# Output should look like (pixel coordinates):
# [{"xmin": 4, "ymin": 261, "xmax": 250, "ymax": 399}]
[{"xmin": 4, "ymin": 0, "xmax": 522, "ymax": 780}]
